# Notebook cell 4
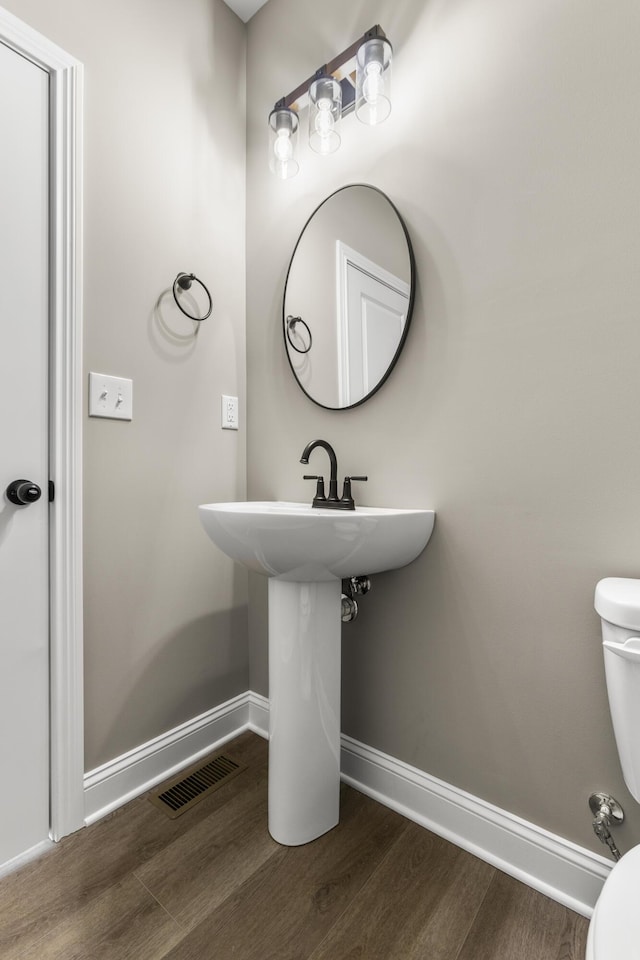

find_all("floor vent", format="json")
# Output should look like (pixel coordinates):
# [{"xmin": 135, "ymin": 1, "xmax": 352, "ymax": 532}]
[{"xmin": 149, "ymin": 752, "xmax": 246, "ymax": 819}]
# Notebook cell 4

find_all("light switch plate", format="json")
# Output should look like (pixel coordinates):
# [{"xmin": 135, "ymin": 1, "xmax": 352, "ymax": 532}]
[
  {"xmin": 221, "ymin": 395, "xmax": 239, "ymax": 430},
  {"xmin": 89, "ymin": 372, "xmax": 133, "ymax": 420}
]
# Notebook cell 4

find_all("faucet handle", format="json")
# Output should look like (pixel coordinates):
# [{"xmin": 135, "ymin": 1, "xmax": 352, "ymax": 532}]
[
  {"xmin": 303, "ymin": 475, "xmax": 326, "ymax": 505},
  {"xmin": 340, "ymin": 476, "xmax": 368, "ymax": 510}
]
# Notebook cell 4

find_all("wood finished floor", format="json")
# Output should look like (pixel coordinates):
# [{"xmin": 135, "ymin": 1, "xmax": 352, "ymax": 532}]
[{"xmin": 0, "ymin": 732, "xmax": 588, "ymax": 959}]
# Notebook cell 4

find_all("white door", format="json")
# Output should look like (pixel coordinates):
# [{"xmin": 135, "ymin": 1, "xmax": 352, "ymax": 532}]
[
  {"xmin": 336, "ymin": 242, "xmax": 410, "ymax": 406},
  {"xmin": 345, "ymin": 267, "xmax": 408, "ymax": 400},
  {"xmin": 0, "ymin": 39, "xmax": 50, "ymax": 863}
]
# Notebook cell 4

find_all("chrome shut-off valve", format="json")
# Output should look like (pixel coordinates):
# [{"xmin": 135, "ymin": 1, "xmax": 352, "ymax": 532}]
[
  {"xmin": 341, "ymin": 594, "xmax": 358, "ymax": 622},
  {"xmin": 349, "ymin": 576, "xmax": 371, "ymax": 596},
  {"xmin": 589, "ymin": 792, "xmax": 624, "ymax": 861},
  {"xmin": 341, "ymin": 576, "xmax": 372, "ymax": 622}
]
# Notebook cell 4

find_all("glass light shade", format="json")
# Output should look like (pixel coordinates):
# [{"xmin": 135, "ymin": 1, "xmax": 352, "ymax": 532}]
[
  {"xmin": 355, "ymin": 36, "xmax": 392, "ymax": 126},
  {"xmin": 268, "ymin": 107, "xmax": 299, "ymax": 179},
  {"xmin": 308, "ymin": 76, "xmax": 342, "ymax": 155}
]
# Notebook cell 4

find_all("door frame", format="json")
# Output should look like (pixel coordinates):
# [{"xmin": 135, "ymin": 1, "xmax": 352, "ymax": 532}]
[{"xmin": 0, "ymin": 7, "xmax": 84, "ymax": 841}]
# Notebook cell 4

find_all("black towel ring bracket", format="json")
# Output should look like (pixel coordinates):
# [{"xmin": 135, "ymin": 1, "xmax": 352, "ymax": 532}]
[
  {"xmin": 172, "ymin": 272, "xmax": 212, "ymax": 321},
  {"xmin": 286, "ymin": 315, "xmax": 312, "ymax": 354}
]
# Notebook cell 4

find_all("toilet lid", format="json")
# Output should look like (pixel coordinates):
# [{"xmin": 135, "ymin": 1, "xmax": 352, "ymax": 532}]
[
  {"xmin": 595, "ymin": 578, "xmax": 640, "ymax": 630},
  {"xmin": 592, "ymin": 845, "xmax": 640, "ymax": 959}
]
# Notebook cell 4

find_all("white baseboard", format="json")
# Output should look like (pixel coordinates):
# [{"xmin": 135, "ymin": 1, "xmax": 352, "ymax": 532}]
[
  {"xmin": 247, "ymin": 691, "xmax": 269, "ymax": 738},
  {"xmin": 83, "ymin": 692, "xmax": 253, "ymax": 824},
  {"xmin": 340, "ymin": 735, "xmax": 611, "ymax": 918},
  {"xmin": 82, "ymin": 690, "xmax": 610, "ymax": 918},
  {"xmin": 0, "ymin": 839, "xmax": 55, "ymax": 881}
]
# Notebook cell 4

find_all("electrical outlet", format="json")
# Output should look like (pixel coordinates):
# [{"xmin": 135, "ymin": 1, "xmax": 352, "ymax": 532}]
[
  {"xmin": 221, "ymin": 395, "xmax": 239, "ymax": 430},
  {"xmin": 89, "ymin": 372, "xmax": 133, "ymax": 420}
]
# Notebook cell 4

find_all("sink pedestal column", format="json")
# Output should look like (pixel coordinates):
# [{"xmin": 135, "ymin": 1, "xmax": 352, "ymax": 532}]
[{"xmin": 268, "ymin": 578, "xmax": 341, "ymax": 846}]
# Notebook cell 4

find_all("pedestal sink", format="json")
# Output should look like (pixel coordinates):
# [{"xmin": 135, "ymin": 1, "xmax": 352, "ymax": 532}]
[{"xmin": 198, "ymin": 500, "xmax": 435, "ymax": 846}]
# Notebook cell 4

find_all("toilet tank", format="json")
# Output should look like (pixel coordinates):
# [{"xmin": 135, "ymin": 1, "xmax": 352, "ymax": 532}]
[{"xmin": 595, "ymin": 578, "xmax": 640, "ymax": 803}]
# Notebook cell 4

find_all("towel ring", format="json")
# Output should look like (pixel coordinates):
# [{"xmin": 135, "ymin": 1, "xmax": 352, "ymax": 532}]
[
  {"xmin": 286, "ymin": 315, "xmax": 312, "ymax": 354},
  {"xmin": 172, "ymin": 272, "xmax": 212, "ymax": 321}
]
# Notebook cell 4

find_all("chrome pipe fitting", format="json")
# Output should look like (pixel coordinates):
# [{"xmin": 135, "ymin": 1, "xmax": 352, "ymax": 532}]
[
  {"xmin": 341, "ymin": 594, "xmax": 358, "ymax": 622},
  {"xmin": 589, "ymin": 792, "xmax": 624, "ymax": 861},
  {"xmin": 349, "ymin": 576, "xmax": 371, "ymax": 596},
  {"xmin": 341, "ymin": 576, "xmax": 372, "ymax": 622}
]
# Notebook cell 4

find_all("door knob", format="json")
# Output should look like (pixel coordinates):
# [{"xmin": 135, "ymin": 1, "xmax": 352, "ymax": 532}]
[{"xmin": 5, "ymin": 479, "xmax": 42, "ymax": 505}]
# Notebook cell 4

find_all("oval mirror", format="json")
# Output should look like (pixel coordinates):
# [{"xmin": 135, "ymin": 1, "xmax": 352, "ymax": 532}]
[{"xmin": 283, "ymin": 184, "xmax": 415, "ymax": 410}]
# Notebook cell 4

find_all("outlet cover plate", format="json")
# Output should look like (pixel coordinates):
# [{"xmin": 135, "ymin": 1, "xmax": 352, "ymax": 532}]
[
  {"xmin": 221, "ymin": 395, "xmax": 239, "ymax": 430},
  {"xmin": 89, "ymin": 372, "xmax": 133, "ymax": 420}
]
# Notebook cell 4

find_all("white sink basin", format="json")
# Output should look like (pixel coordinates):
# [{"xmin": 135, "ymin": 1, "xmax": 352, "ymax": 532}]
[
  {"xmin": 198, "ymin": 501, "xmax": 435, "ymax": 582},
  {"xmin": 198, "ymin": 498, "xmax": 435, "ymax": 847}
]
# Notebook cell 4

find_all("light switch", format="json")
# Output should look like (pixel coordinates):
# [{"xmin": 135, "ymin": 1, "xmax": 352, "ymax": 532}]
[
  {"xmin": 221, "ymin": 395, "xmax": 239, "ymax": 430},
  {"xmin": 89, "ymin": 372, "xmax": 133, "ymax": 420}
]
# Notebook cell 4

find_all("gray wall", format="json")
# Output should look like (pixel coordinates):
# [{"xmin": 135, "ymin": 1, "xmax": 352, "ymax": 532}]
[
  {"xmin": 246, "ymin": 0, "xmax": 640, "ymax": 855},
  {"xmin": 3, "ymin": 0, "xmax": 248, "ymax": 770}
]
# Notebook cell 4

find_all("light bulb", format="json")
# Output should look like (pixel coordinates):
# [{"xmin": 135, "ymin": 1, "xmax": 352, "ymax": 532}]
[
  {"xmin": 308, "ymin": 78, "xmax": 341, "ymax": 155},
  {"xmin": 355, "ymin": 34, "xmax": 392, "ymax": 126},
  {"xmin": 273, "ymin": 129, "xmax": 293, "ymax": 162},
  {"xmin": 363, "ymin": 61, "xmax": 384, "ymax": 104},
  {"xmin": 314, "ymin": 99, "xmax": 335, "ymax": 137},
  {"xmin": 268, "ymin": 106, "xmax": 299, "ymax": 177}
]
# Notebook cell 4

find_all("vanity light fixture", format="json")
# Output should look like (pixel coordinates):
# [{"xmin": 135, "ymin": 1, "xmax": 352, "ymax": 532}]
[{"xmin": 268, "ymin": 25, "xmax": 392, "ymax": 179}]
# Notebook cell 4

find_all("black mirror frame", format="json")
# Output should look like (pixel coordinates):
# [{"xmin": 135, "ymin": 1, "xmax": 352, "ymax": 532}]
[{"xmin": 282, "ymin": 183, "xmax": 416, "ymax": 411}]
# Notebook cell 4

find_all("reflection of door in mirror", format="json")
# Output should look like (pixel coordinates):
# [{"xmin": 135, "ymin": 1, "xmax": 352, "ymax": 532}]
[{"xmin": 336, "ymin": 242, "xmax": 410, "ymax": 407}]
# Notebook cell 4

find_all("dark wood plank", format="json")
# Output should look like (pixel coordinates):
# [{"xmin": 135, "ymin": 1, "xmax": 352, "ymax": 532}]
[
  {"xmin": 160, "ymin": 785, "xmax": 410, "ymax": 960},
  {"xmin": 0, "ymin": 731, "xmax": 591, "ymax": 960},
  {"xmin": 455, "ymin": 870, "xmax": 590, "ymax": 960},
  {"xmin": 2, "ymin": 874, "xmax": 183, "ymax": 960},
  {"xmin": 307, "ymin": 824, "xmax": 495, "ymax": 960},
  {"xmin": 135, "ymin": 759, "xmax": 278, "ymax": 931},
  {"xmin": 0, "ymin": 732, "xmax": 267, "ymax": 955}
]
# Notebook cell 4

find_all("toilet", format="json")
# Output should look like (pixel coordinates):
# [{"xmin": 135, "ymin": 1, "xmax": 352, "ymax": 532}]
[{"xmin": 589, "ymin": 577, "xmax": 640, "ymax": 958}]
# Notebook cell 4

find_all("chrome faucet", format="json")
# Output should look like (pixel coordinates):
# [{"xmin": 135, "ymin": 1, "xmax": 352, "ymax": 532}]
[{"xmin": 300, "ymin": 439, "xmax": 367, "ymax": 510}]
